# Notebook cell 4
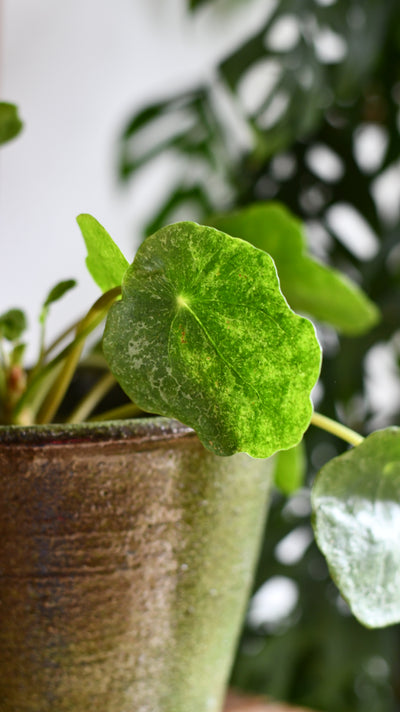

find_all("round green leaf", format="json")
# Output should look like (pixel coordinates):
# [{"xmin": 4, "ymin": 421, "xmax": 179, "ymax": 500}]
[
  {"xmin": 312, "ymin": 428, "xmax": 400, "ymax": 628},
  {"xmin": 103, "ymin": 221, "xmax": 321, "ymax": 458},
  {"xmin": 0, "ymin": 309, "xmax": 27, "ymax": 342}
]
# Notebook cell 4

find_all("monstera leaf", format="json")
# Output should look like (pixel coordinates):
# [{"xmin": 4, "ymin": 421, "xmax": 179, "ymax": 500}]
[
  {"xmin": 103, "ymin": 221, "xmax": 321, "ymax": 457},
  {"xmin": 312, "ymin": 428, "xmax": 400, "ymax": 628},
  {"xmin": 119, "ymin": 1, "xmax": 396, "ymax": 234},
  {"xmin": 210, "ymin": 203, "xmax": 379, "ymax": 335}
]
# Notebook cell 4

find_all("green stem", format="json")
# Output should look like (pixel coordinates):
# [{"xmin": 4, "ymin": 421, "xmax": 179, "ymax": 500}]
[
  {"xmin": 0, "ymin": 336, "xmax": 7, "ymax": 400},
  {"xmin": 36, "ymin": 287, "xmax": 121, "ymax": 424},
  {"xmin": 311, "ymin": 411, "xmax": 364, "ymax": 447},
  {"xmin": 66, "ymin": 371, "xmax": 116, "ymax": 424},
  {"xmin": 89, "ymin": 402, "xmax": 143, "ymax": 422},
  {"xmin": 0, "ymin": 334, "xmax": 8, "ymax": 371},
  {"xmin": 28, "ymin": 319, "xmax": 82, "ymax": 385},
  {"xmin": 37, "ymin": 311, "xmax": 47, "ymax": 367},
  {"xmin": 13, "ymin": 322, "xmax": 101, "ymax": 423},
  {"xmin": 41, "ymin": 318, "xmax": 82, "ymax": 360}
]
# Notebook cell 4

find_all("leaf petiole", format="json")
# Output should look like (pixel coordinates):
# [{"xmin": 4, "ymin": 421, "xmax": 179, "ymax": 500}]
[
  {"xmin": 66, "ymin": 371, "xmax": 116, "ymax": 423},
  {"xmin": 89, "ymin": 402, "xmax": 143, "ymax": 422},
  {"xmin": 13, "ymin": 287, "xmax": 121, "ymax": 424},
  {"xmin": 36, "ymin": 286, "xmax": 121, "ymax": 424},
  {"xmin": 311, "ymin": 411, "xmax": 364, "ymax": 447}
]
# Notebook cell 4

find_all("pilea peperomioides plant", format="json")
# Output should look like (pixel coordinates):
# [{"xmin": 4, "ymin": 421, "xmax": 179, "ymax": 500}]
[{"xmin": 1, "ymin": 106, "xmax": 399, "ymax": 632}]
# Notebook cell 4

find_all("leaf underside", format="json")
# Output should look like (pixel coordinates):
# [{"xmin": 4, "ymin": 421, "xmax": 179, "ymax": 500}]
[
  {"xmin": 210, "ymin": 203, "xmax": 380, "ymax": 335},
  {"xmin": 103, "ymin": 221, "xmax": 321, "ymax": 458},
  {"xmin": 312, "ymin": 428, "xmax": 400, "ymax": 628}
]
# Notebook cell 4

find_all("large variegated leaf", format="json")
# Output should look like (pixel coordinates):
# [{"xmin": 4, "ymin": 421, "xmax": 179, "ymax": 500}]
[{"xmin": 103, "ymin": 221, "xmax": 321, "ymax": 458}]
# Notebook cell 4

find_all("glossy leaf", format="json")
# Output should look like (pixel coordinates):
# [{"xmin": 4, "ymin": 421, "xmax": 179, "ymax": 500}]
[
  {"xmin": 0, "ymin": 103, "xmax": 23, "ymax": 145},
  {"xmin": 39, "ymin": 279, "xmax": 77, "ymax": 324},
  {"xmin": 274, "ymin": 441, "xmax": 306, "ymax": 495},
  {"xmin": 210, "ymin": 203, "xmax": 379, "ymax": 335},
  {"xmin": 312, "ymin": 428, "xmax": 400, "ymax": 628},
  {"xmin": 0, "ymin": 309, "xmax": 27, "ymax": 342},
  {"xmin": 77, "ymin": 214, "xmax": 128, "ymax": 292},
  {"xmin": 103, "ymin": 221, "xmax": 321, "ymax": 457}
]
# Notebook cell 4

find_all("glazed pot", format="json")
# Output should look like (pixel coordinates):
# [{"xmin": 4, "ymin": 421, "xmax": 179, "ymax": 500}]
[{"xmin": 0, "ymin": 417, "xmax": 273, "ymax": 712}]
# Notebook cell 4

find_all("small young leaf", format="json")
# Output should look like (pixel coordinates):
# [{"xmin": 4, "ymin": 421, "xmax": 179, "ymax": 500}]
[
  {"xmin": 312, "ymin": 428, "xmax": 400, "ymax": 628},
  {"xmin": 103, "ymin": 221, "xmax": 321, "ymax": 458},
  {"xmin": 39, "ymin": 279, "xmax": 77, "ymax": 324},
  {"xmin": 0, "ymin": 102, "xmax": 23, "ymax": 145},
  {"xmin": 0, "ymin": 309, "xmax": 27, "ymax": 341},
  {"xmin": 210, "ymin": 203, "xmax": 380, "ymax": 335},
  {"xmin": 76, "ymin": 214, "xmax": 129, "ymax": 292},
  {"xmin": 274, "ymin": 441, "xmax": 306, "ymax": 495}
]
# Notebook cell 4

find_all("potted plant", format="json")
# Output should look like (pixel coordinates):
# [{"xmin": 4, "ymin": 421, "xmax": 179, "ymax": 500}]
[{"xmin": 1, "ymin": 104, "xmax": 400, "ymax": 711}]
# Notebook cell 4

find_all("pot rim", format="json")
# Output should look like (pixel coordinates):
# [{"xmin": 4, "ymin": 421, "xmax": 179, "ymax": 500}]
[{"xmin": 0, "ymin": 417, "xmax": 195, "ymax": 447}]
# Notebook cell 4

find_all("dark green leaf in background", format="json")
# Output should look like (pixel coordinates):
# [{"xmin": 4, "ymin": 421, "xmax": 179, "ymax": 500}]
[
  {"xmin": 119, "ymin": 87, "xmax": 212, "ymax": 178},
  {"xmin": 144, "ymin": 185, "xmax": 213, "ymax": 238},
  {"xmin": 210, "ymin": 203, "xmax": 380, "ymax": 335},
  {"xmin": 103, "ymin": 221, "xmax": 321, "ymax": 458},
  {"xmin": 0, "ymin": 102, "xmax": 23, "ymax": 145},
  {"xmin": 312, "ymin": 428, "xmax": 400, "ymax": 628},
  {"xmin": 0, "ymin": 309, "xmax": 27, "ymax": 341},
  {"xmin": 77, "ymin": 214, "xmax": 129, "ymax": 292}
]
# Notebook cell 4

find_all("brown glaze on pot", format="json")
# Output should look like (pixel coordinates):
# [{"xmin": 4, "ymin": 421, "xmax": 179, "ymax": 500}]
[{"xmin": 0, "ymin": 418, "xmax": 273, "ymax": 712}]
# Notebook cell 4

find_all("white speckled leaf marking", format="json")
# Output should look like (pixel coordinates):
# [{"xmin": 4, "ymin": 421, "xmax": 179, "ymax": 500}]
[{"xmin": 103, "ymin": 221, "xmax": 321, "ymax": 457}]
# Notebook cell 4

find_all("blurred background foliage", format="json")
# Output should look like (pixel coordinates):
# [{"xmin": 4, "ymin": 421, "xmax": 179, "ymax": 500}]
[{"xmin": 119, "ymin": 1, "xmax": 400, "ymax": 709}]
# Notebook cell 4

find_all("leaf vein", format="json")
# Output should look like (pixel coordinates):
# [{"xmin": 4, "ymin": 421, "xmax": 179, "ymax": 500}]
[
  {"xmin": 197, "ymin": 298, "xmax": 288, "ymax": 335},
  {"xmin": 184, "ymin": 303, "xmax": 262, "ymax": 402}
]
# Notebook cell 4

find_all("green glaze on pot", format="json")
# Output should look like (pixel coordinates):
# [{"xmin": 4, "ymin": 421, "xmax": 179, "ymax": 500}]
[{"xmin": 0, "ymin": 418, "xmax": 273, "ymax": 712}]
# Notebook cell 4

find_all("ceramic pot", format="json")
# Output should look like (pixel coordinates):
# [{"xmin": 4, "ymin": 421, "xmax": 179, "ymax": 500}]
[{"xmin": 0, "ymin": 417, "xmax": 273, "ymax": 712}]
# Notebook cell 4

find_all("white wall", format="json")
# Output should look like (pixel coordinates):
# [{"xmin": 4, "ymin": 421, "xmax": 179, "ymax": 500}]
[{"xmin": 1, "ymin": 0, "xmax": 272, "ymax": 359}]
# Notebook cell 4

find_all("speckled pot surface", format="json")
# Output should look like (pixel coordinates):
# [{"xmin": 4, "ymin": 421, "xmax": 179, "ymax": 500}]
[{"xmin": 0, "ymin": 417, "xmax": 273, "ymax": 712}]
